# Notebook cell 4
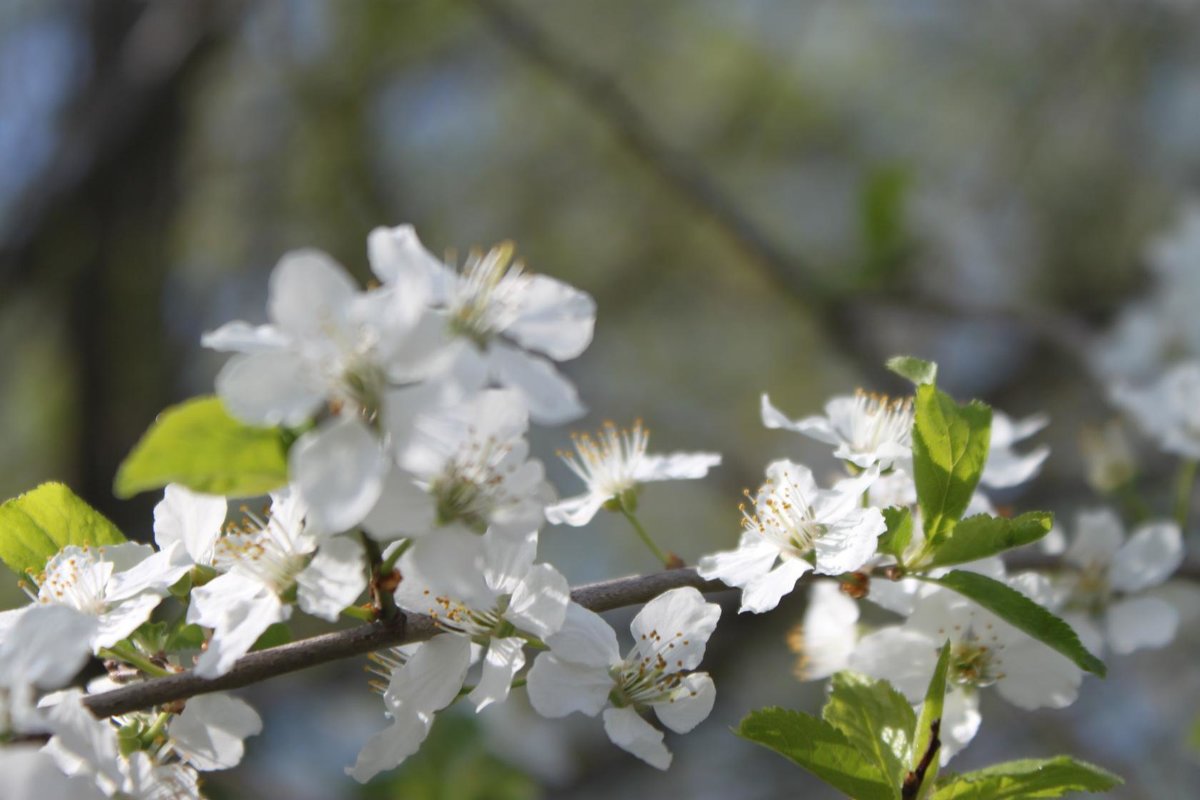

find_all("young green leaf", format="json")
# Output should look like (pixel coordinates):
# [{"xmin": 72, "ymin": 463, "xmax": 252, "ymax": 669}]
[
  {"xmin": 115, "ymin": 396, "xmax": 291, "ymax": 499},
  {"xmin": 878, "ymin": 506, "xmax": 914, "ymax": 562},
  {"xmin": 823, "ymin": 672, "xmax": 916, "ymax": 789},
  {"xmin": 0, "ymin": 482, "xmax": 126, "ymax": 576},
  {"xmin": 887, "ymin": 356, "xmax": 938, "ymax": 387},
  {"xmin": 736, "ymin": 707, "xmax": 898, "ymax": 800},
  {"xmin": 921, "ymin": 512, "xmax": 1053, "ymax": 569},
  {"xmin": 921, "ymin": 571, "xmax": 1105, "ymax": 676},
  {"xmin": 932, "ymin": 756, "xmax": 1121, "ymax": 799},
  {"xmin": 908, "ymin": 642, "xmax": 951, "ymax": 800},
  {"xmin": 912, "ymin": 385, "xmax": 992, "ymax": 547}
]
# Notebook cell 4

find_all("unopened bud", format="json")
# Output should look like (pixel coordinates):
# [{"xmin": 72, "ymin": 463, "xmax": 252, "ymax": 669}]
[{"xmin": 1080, "ymin": 420, "xmax": 1137, "ymax": 493}]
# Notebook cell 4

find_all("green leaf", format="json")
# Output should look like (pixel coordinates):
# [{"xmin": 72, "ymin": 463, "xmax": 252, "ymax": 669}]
[
  {"xmin": 911, "ymin": 642, "xmax": 952, "ymax": 800},
  {"xmin": 886, "ymin": 356, "xmax": 938, "ymax": 387},
  {"xmin": 879, "ymin": 506, "xmax": 914, "ymax": 562},
  {"xmin": 823, "ymin": 672, "xmax": 915, "ymax": 790},
  {"xmin": 922, "ymin": 571, "xmax": 1106, "ymax": 677},
  {"xmin": 736, "ymin": 707, "xmax": 897, "ymax": 800},
  {"xmin": 0, "ymin": 482, "xmax": 127, "ymax": 575},
  {"xmin": 115, "ymin": 396, "xmax": 291, "ymax": 499},
  {"xmin": 913, "ymin": 385, "xmax": 992, "ymax": 546},
  {"xmin": 933, "ymin": 757, "xmax": 1121, "ymax": 799},
  {"xmin": 922, "ymin": 512, "xmax": 1054, "ymax": 569},
  {"xmin": 251, "ymin": 622, "xmax": 292, "ymax": 651}
]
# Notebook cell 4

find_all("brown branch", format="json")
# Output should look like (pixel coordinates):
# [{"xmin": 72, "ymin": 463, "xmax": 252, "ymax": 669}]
[{"xmin": 83, "ymin": 568, "xmax": 728, "ymax": 719}]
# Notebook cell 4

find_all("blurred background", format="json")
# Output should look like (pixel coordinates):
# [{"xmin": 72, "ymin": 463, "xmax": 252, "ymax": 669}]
[{"xmin": 3, "ymin": 0, "xmax": 1200, "ymax": 797}]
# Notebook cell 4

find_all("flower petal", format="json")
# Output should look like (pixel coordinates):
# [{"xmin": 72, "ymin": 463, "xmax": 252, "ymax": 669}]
[
  {"xmin": 291, "ymin": 418, "xmax": 388, "ymax": 535},
  {"xmin": 544, "ymin": 492, "xmax": 607, "ymax": 527},
  {"xmin": 200, "ymin": 321, "xmax": 289, "ymax": 353},
  {"xmin": 739, "ymin": 557, "xmax": 812, "ymax": 614},
  {"xmin": 506, "ymin": 274, "xmax": 596, "ymax": 361},
  {"xmin": 995, "ymin": 641, "xmax": 1082, "ymax": 710},
  {"xmin": 154, "ymin": 484, "xmax": 226, "ymax": 567},
  {"xmin": 506, "ymin": 563, "xmax": 570, "ymax": 640},
  {"xmin": 630, "ymin": 587, "xmax": 720, "ymax": 671},
  {"xmin": 813, "ymin": 508, "xmax": 886, "ymax": 576},
  {"xmin": 632, "ymin": 452, "xmax": 722, "ymax": 483},
  {"xmin": 1105, "ymin": 595, "xmax": 1179, "ymax": 654},
  {"xmin": 1109, "ymin": 520, "xmax": 1184, "ymax": 593},
  {"xmin": 488, "ymin": 343, "xmax": 585, "ymax": 425},
  {"xmin": 602, "ymin": 707, "xmax": 671, "ymax": 770},
  {"xmin": 346, "ymin": 711, "xmax": 432, "ymax": 783},
  {"xmin": 469, "ymin": 636, "xmax": 526, "ymax": 712},
  {"xmin": 267, "ymin": 248, "xmax": 358, "ymax": 341},
  {"xmin": 214, "ymin": 350, "xmax": 325, "ymax": 427},
  {"xmin": 653, "ymin": 672, "xmax": 715, "ymax": 734},
  {"xmin": 543, "ymin": 603, "xmax": 621, "ymax": 667},
  {"xmin": 386, "ymin": 634, "xmax": 473, "ymax": 715},
  {"xmin": 188, "ymin": 573, "xmax": 289, "ymax": 678},
  {"xmin": 1064, "ymin": 509, "xmax": 1124, "ymax": 570},
  {"xmin": 696, "ymin": 530, "xmax": 780, "ymax": 589},
  {"xmin": 296, "ymin": 536, "xmax": 368, "ymax": 621},
  {"xmin": 167, "ymin": 694, "xmax": 263, "ymax": 771},
  {"xmin": 367, "ymin": 224, "xmax": 449, "ymax": 300},
  {"xmin": 527, "ymin": 653, "xmax": 612, "ymax": 718},
  {"xmin": 361, "ymin": 467, "xmax": 437, "ymax": 541}
]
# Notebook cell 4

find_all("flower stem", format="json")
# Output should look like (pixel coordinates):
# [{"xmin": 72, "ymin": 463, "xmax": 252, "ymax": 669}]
[
  {"xmin": 1174, "ymin": 459, "xmax": 1198, "ymax": 532},
  {"xmin": 341, "ymin": 604, "xmax": 376, "ymax": 622},
  {"xmin": 619, "ymin": 504, "xmax": 672, "ymax": 567},
  {"xmin": 1116, "ymin": 479, "xmax": 1151, "ymax": 524},
  {"xmin": 380, "ymin": 538, "xmax": 411, "ymax": 576},
  {"xmin": 141, "ymin": 710, "xmax": 171, "ymax": 746},
  {"xmin": 101, "ymin": 644, "xmax": 172, "ymax": 679}
]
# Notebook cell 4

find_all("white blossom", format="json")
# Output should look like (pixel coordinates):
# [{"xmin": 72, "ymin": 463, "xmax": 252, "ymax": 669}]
[
  {"xmin": 369, "ymin": 225, "xmax": 596, "ymax": 424},
  {"xmin": 1051, "ymin": 509, "xmax": 1184, "ymax": 655},
  {"xmin": 527, "ymin": 588, "xmax": 720, "ymax": 770},
  {"xmin": 762, "ymin": 391, "xmax": 913, "ymax": 470},
  {"xmin": 787, "ymin": 581, "xmax": 860, "ymax": 681},
  {"xmin": 545, "ymin": 420, "xmax": 720, "ymax": 527},
  {"xmin": 697, "ymin": 461, "xmax": 884, "ymax": 613},
  {"xmin": 1110, "ymin": 360, "xmax": 1200, "ymax": 459},
  {"xmin": 187, "ymin": 490, "xmax": 366, "ymax": 678},
  {"xmin": 0, "ymin": 604, "xmax": 97, "ymax": 735}
]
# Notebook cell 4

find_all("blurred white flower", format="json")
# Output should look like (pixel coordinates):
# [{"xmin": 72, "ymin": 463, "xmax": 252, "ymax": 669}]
[
  {"xmin": 1111, "ymin": 360, "xmax": 1200, "ymax": 459},
  {"xmin": 527, "ymin": 588, "xmax": 720, "ymax": 770},
  {"xmin": 762, "ymin": 391, "xmax": 913, "ymax": 470},
  {"xmin": 787, "ymin": 581, "xmax": 859, "ymax": 681},
  {"xmin": 1051, "ymin": 509, "xmax": 1184, "ymax": 655},
  {"xmin": 545, "ymin": 420, "xmax": 720, "ymax": 526},
  {"xmin": 697, "ymin": 461, "xmax": 884, "ymax": 613}
]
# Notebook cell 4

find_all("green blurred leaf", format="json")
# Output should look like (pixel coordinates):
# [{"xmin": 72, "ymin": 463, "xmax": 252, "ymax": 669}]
[
  {"xmin": 922, "ymin": 512, "xmax": 1053, "ymax": 569},
  {"xmin": 251, "ymin": 623, "xmax": 292, "ymax": 651},
  {"xmin": 921, "ymin": 571, "xmax": 1105, "ymax": 677},
  {"xmin": 166, "ymin": 622, "xmax": 207, "ymax": 651},
  {"xmin": 886, "ymin": 356, "xmax": 938, "ymax": 387},
  {"xmin": 823, "ymin": 672, "xmax": 915, "ymax": 789},
  {"xmin": 859, "ymin": 165, "xmax": 913, "ymax": 285},
  {"xmin": 0, "ymin": 482, "xmax": 127, "ymax": 575},
  {"xmin": 360, "ymin": 713, "xmax": 537, "ymax": 800},
  {"xmin": 736, "ymin": 707, "xmax": 898, "ymax": 800},
  {"xmin": 115, "ymin": 396, "xmax": 290, "ymax": 499},
  {"xmin": 913, "ymin": 385, "xmax": 992, "ymax": 547},
  {"xmin": 912, "ymin": 642, "xmax": 952, "ymax": 800},
  {"xmin": 879, "ymin": 506, "xmax": 914, "ymax": 562},
  {"xmin": 933, "ymin": 757, "xmax": 1121, "ymax": 799}
]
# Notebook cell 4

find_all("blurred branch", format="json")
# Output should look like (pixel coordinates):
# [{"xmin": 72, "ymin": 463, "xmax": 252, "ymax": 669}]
[{"xmin": 83, "ymin": 568, "xmax": 728, "ymax": 719}]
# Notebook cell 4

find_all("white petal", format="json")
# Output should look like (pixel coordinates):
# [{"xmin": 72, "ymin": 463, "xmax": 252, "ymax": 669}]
[
  {"xmin": 188, "ymin": 573, "xmax": 289, "ymax": 678},
  {"xmin": 93, "ymin": 593, "xmax": 164, "ymax": 650},
  {"xmin": 544, "ymin": 492, "xmax": 607, "ymax": 527},
  {"xmin": 367, "ymin": 224, "xmax": 447, "ymax": 298},
  {"xmin": 995, "ymin": 642, "xmax": 1082, "ymax": 710},
  {"xmin": 1109, "ymin": 520, "xmax": 1184, "ymax": 592},
  {"xmin": 937, "ymin": 688, "xmax": 982, "ymax": 766},
  {"xmin": 200, "ymin": 321, "xmax": 288, "ymax": 353},
  {"xmin": 1062, "ymin": 611, "xmax": 1105, "ymax": 656},
  {"xmin": 696, "ymin": 531, "xmax": 780, "ymax": 588},
  {"xmin": 1105, "ymin": 595, "xmax": 1179, "ymax": 654},
  {"xmin": 653, "ymin": 672, "xmax": 715, "ymax": 734},
  {"xmin": 527, "ymin": 653, "xmax": 613, "ymax": 718},
  {"xmin": 506, "ymin": 274, "xmax": 595, "ymax": 360},
  {"xmin": 43, "ymin": 690, "xmax": 124, "ymax": 793},
  {"xmin": 602, "ymin": 706, "xmax": 671, "ymax": 770},
  {"xmin": 296, "ymin": 536, "xmax": 368, "ymax": 621},
  {"xmin": 813, "ymin": 509, "xmax": 886, "ymax": 575},
  {"xmin": 544, "ymin": 603, "xmax": 621, "ymax": 667},
  {"xmin": 740, "ymin": 557, "xmax": 812, "ymax": 614},
  {"xmin": 0, "ymin": 745, "xmax": 105, "ymax": 800},
  {"xmin": 506, "ymin": 563, "xmax": 570, "ymax": 640},
  {"xmin": 267, "ymin": 248, "xmax": 358, "ymax": 340},
  {"xmin": 981, "ymin": 443, "xmax": 1049, "ymax": 489},
  {"xmin": 1065, "ymin": 509, "xmax": 1124, "ymax": 569},
  {"xmin": 760, "ymin": 394, "xmax": 840, "ymax": 447},
  {"xmin": 632, "ymin": 452, "xmax": 722, "ymax": 482},
  {"xmin": 848, "ymin": 628, "xmax": 939, "ymax": 701},
  {"xmin": 387, "ymin": 634, "xmax": 474, "ymax": 715},
  {"xmin": 361, "ymin": 468, "xmax": 436, "ymax": 541},
  {"xmin": 346, "ymin": 711, "xmax": 432, "ymax": 783},
  {"xmin": 0, "ymin": 605, "xmax": 96, "ymax": 690},
  {"xmin": 291, "ymin": 418, "xmax": 388, "ymax": 534},
  {"xmin": 469, "ymin": 637, "xmax": 526, "ymax": 712},
  {"xmin": 794, "ymin": 581, "xmax": 860, "ymax": 680},
  {"xmin": 167, "ymin": 694, "xmax": 263, "ymax": 771},
  {"xmin": 488, "ymin": 343, "xmax": 585, "ymax": 425},
  {"xmin": 630, "ymin": 587, "xmax": 721, "ymax": 671},
  {"xmin": 154, "ymin": 484, "xmax": 226, "ymax": 567},
  {"xmin": 103, "ymin": 549, "xmax": 187, "ymax": 602},
  {"xmin": 397, "ymin": 530, "xmax": 488, "ymax": 606},
  {"xmin": 214, "ymin": 351, "xmax": 326, "ymax": 427}
]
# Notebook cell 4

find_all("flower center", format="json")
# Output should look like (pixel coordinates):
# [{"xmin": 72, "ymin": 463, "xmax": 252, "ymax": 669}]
[
  {"xmin": 421, "ymin": 592, "xmax": 515, "ymax": 644},
  {"xmin": 559, "ymin": 420, "xmax": 648, "ymax": 500},
  {"xmin": 38, "ymin": 548, "xmax": 111, "ymax": 616},
  {"xmin": 430, "ymin": 435, "xmax": 520, "ymax": 532},
  {"xmin": 214, "ymin": 507, "xmax": 311, "ymax": 596},
  {"xmin": 843, "ymin": 390, "xmax": 913, "ymax": 454},
  {"xmin": 742, "ymin": 477, "xmax": 827, "ymax": 559},
  {"xmin": 447, "ymin": 243, "xmax": 526, "ymax": 348},
  {"xmin": 1065, "ymin": 563, "xmax": 1112, "ymax": 616},
  {"xmin": 949, "ymin": 634, "xmax": 1004, "ymax": 688}
]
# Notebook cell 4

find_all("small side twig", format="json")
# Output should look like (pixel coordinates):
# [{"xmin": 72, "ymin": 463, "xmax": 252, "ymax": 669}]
[{"xmin": 901, "ymin": 718, "xmax": 941, "ymax": 800}]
